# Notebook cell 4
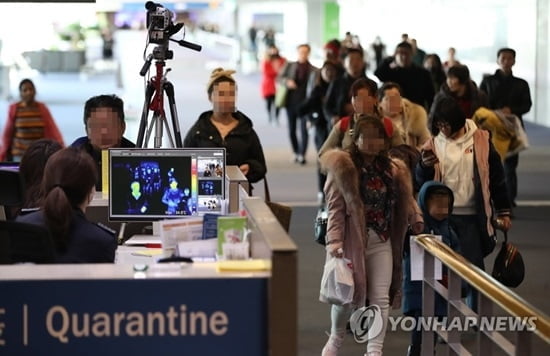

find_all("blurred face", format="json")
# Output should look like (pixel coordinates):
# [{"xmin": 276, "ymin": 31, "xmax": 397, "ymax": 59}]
[
  {"xmin": 448, "ymin": 48, "xmax": 456, "ymax": 58},
  {"xmin": 20, "ymin": 82, "xmax": 36, "ymax": 104},
  {"xmin": 498, "ymin": 51, "xmax": 515, "ymax": 73},
  {"xmin": 356, "ymin": 125, "xmax": 386, "ymax": 155},
  {"xmin": 395, "ymin": 47, "xmax": 412, "ymax": 67},
  {"xmin": 436, "ymin": 120, "xmax": 453, "ymax": 138},
  {"xmin": 170, "ymin": 180, "xmax": 178, "ymax": 189},
  {"xmin": 211, "ymin": 81, "xmax": 236, "ymax": 113},
  {"xmin": 424, "ymin": 56, "xmax": 435, "ymax": 70},
  {"xmin": 321, "ymin": 65, "xmax": 337, "ymax": 83},
  {"xmin": 380, "ymin": 87, "xmax": 402, "ymax": 116},
  {"xmin": 345, "ymin": 52, "xmax": 364, "ymax": 77},
  {"xmin": 427, "ymin": 194, "xmax": 450, "ymax": 221},
  {"xmin": 352, "ymin": 88, "xmax": 376, "ymax": 115},
  {"xmin": 297, "ymin": 45, "xmax": 310, "ymax": 63},
  {"xmin": 86, "ymin": 107, "xmax": 125, "ymax": 149},
  {"xmin": 446, "ymin": 75, "xmax": 464, "ymax": 94},
  {"xmin": 267, "ymin": 46, "xmax": 278, "ymax": 57}
]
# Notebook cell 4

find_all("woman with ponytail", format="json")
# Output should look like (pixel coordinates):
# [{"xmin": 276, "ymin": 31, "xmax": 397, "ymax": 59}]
[{"xmin": 17, "ymin": 147, "xmax": 117, "ymax": 263}]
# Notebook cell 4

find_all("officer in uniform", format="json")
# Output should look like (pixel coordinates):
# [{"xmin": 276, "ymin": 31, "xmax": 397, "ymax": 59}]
[{"xmin": 16, "ymin": 147, "xmax": 118, "ymax": 263}]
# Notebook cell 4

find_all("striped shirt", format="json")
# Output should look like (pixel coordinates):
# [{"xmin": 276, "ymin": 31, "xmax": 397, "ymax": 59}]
[{"xmin": 11, "ymin": 104, "xmax": 45, "ymax": 161}]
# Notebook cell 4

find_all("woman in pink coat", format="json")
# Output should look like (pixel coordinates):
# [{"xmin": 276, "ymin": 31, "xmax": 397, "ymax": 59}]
[
  {"xmin": 320, "ymin": 115, "xmax": 419, "ymax": 356},
  {"xmin": 260, "ymin": 45, "xmax": 286, "ymax": 125},
  {"xmin": 0, "ymin": 79, "xmax": 64, "ymax": 161}
]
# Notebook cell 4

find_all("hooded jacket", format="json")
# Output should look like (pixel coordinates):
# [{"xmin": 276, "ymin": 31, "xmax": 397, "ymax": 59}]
[
  {"xmin": 416, "ymin": 119, "xmax": 511, "ymax": 239},
  {"xmin": 403, "ymin": 181, "xmax": 459, "ymax": 314},
  {"xmin": 320, "ymin": 149, "xmax": 416, "ymax": 307},
  {"xmin": 183, "ymin": 110, "xmax": 267, "ymax": 183}
]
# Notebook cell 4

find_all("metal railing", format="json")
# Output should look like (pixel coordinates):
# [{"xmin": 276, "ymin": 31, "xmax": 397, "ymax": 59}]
[{"xmin": 413, "ymin": 234, "xmax": 550, "ymax": 355}]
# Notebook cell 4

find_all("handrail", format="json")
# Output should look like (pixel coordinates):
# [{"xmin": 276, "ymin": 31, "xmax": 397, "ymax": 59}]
[{"xmin": 414, "ymin": 234, "xmax": 550, "ymax": 344}]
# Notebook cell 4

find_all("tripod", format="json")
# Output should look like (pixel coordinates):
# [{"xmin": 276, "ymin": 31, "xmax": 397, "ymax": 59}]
[{"xmin": 136, "ymin": 48, "xmax": 182, "ymax": 148}]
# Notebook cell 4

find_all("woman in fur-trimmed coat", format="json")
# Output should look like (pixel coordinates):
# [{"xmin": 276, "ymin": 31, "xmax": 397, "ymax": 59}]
[{"xmin": 319, "ymin": 114, "xmax": 418, "ymax": 356}]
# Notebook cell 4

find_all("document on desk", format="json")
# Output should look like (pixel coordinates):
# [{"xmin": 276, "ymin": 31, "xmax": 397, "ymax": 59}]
[
  {"xmin": 177, "ymin": 238, "xmax": 217, "ymax": 258},
  {"xmin": 124, "ymin": 235, "xmax": 162, "ymax": 246},
  {"xmin": 160, "ymin": 218, "xmax": 204, "ymax": 254}
]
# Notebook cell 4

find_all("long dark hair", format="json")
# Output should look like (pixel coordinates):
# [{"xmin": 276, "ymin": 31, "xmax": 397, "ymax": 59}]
[
  {"xmin": 347, "ymin": 115, "xmax": 393, "ymax": 204},
  {"xmin": 19, "ymin": 139, "xmax": 62, "ymax": 209},
  {"xmin": 41, "ymin": 147, "xmax": 97, "ymax": 250}
]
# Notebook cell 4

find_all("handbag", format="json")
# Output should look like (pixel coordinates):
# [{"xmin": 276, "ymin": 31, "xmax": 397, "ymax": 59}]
[
  {"xmin": 314, "ymin": 207, "xmax": 327, "ymax": 246},
  {"xmin": 263, "ymin": 178, "xmax": 292, "ymax": 232},
  {"xmin": 481, "ymin": 233, "xmax": 497, "ymax": 257},
  {"xmin": 492, "ymin": 230, "xmax": 525, "ymax": 288}
]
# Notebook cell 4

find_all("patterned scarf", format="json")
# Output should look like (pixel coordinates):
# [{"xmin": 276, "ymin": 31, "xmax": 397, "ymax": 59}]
[{"xmin": 360, "ymin": 156, "xmax": 395, "ymax": 241}]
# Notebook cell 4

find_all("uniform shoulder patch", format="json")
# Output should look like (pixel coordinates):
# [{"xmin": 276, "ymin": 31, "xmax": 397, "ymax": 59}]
[
  {"xmin": 95, "ymin": 222, "xmax": 117, "ymax": 236},
  {"xmin": 19, "ymin": 207, "xmax": 40, "ymax": 215}
]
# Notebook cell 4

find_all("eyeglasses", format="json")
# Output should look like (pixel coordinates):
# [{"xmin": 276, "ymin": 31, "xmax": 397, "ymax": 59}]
[{"xmin": 436, "ymin": 121, "xmax": 451, "ymax": 129}]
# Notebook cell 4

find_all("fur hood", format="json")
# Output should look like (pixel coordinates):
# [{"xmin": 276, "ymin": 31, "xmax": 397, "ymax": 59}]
[
  {"xmin": 320, "ymin": 149, "xmax": 362, "ymax": 210},
  {"xmin": 400, "ymin": 98, "xmax": 431, "ymax": 149},
  {"xmin": 402, "ymin": 98, "xmax": 429, "ymax": 136}
]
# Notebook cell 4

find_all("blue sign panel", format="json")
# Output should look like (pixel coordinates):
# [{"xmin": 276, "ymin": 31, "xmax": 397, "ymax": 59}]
[{"xmin": 0, "ymin": 278, "xmax": 267, "ymax": 355}]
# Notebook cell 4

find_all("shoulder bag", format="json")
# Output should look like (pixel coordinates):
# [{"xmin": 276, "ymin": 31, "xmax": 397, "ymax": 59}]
[
  {"xmin": 314, "ymin": 207, "xmax": 327, "ymax": 246},
  {"xmin": 492, "ymin": 230, "xmax": 525, "ymax": 288}
]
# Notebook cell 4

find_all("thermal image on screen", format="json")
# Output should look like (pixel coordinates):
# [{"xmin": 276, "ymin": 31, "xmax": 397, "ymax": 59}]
[{"xmin": 109, "ymin": 149, "xmax": 225, "ymax": 221}]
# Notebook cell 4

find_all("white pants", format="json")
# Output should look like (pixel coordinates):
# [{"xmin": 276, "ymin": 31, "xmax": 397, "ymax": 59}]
[{"xmin": 330, "ymin": 230, "xmax": 393, "ymax": 353}]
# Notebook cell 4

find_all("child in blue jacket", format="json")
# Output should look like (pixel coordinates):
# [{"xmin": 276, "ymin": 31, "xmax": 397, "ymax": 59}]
[{"xmin": 402, "ymin": 181, "xmax": 460, "ymax": 356}]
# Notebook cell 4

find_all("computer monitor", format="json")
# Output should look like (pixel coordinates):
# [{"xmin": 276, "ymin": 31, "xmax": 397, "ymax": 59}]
[
  {"xmin": 0, "ymin": 162, "xmax": 20, "ymax": 172},
  {"xmin": 108, "ymin": 148, "xmax": 225, "ymax": 221}
]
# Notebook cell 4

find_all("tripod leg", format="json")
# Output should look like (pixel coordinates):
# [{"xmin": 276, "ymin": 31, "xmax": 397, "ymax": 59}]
[
  {"xmin": 164, "ymin": 81, "xmax": 183, "ymax": 147},
  {"xmin": 145, "ymin": 113, "xmax": 175, "ymax": 148},
  {"xmin": 144, "ymin": 114, "xmax": 157, "ymax": 148},
  {"xmin": 136, "ymin": 82, "xmax": 156, "ymax": 148},
  {"xmin": 159, "ymin": 115, "xmax": 175, "ymax": 148}
]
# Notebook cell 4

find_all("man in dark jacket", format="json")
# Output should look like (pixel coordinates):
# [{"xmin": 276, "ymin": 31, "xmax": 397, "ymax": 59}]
[
  {"xmin": 277, "ymin": 44, "xmax": 318, "ymax": 165},
  {"xmin": 429, "ymin": 64, "xmax": 488, "ymax": 134},
  {"xmin": 480, "ymin": 48, "xmax": 532, "ymax": 207},
  {"xmin": 71, "ymin": 94, "xmax": 135, "ymax": 191},
  {"xmin": 375, "ymin": 41, "xmax": 434, "ymax": 110},
  {"xmin": 323, "ymin": 47, "xmax": 368, "ymax": 127}
]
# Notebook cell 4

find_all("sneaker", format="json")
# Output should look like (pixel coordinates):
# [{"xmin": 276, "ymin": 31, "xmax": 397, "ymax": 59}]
[
  {"xmin": 365, "ymin": 352, "xmax": 382, "ymax": 356},
  {"xmin": 321, "ymin": 334, "xmax": 344, "ymax": 356},
  {"xmin": 296, "ymin": 154, "xmax": 306, "ymax": 165}
]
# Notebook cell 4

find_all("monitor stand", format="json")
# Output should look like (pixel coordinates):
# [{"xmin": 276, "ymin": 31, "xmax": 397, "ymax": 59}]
[
  {"xmin": 152, "ymin": 221, "xmax": 160, "ymax": 236},
  {"xmin": 120, "ymin": 221, "xmax": 161, "ymax": 246}
]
